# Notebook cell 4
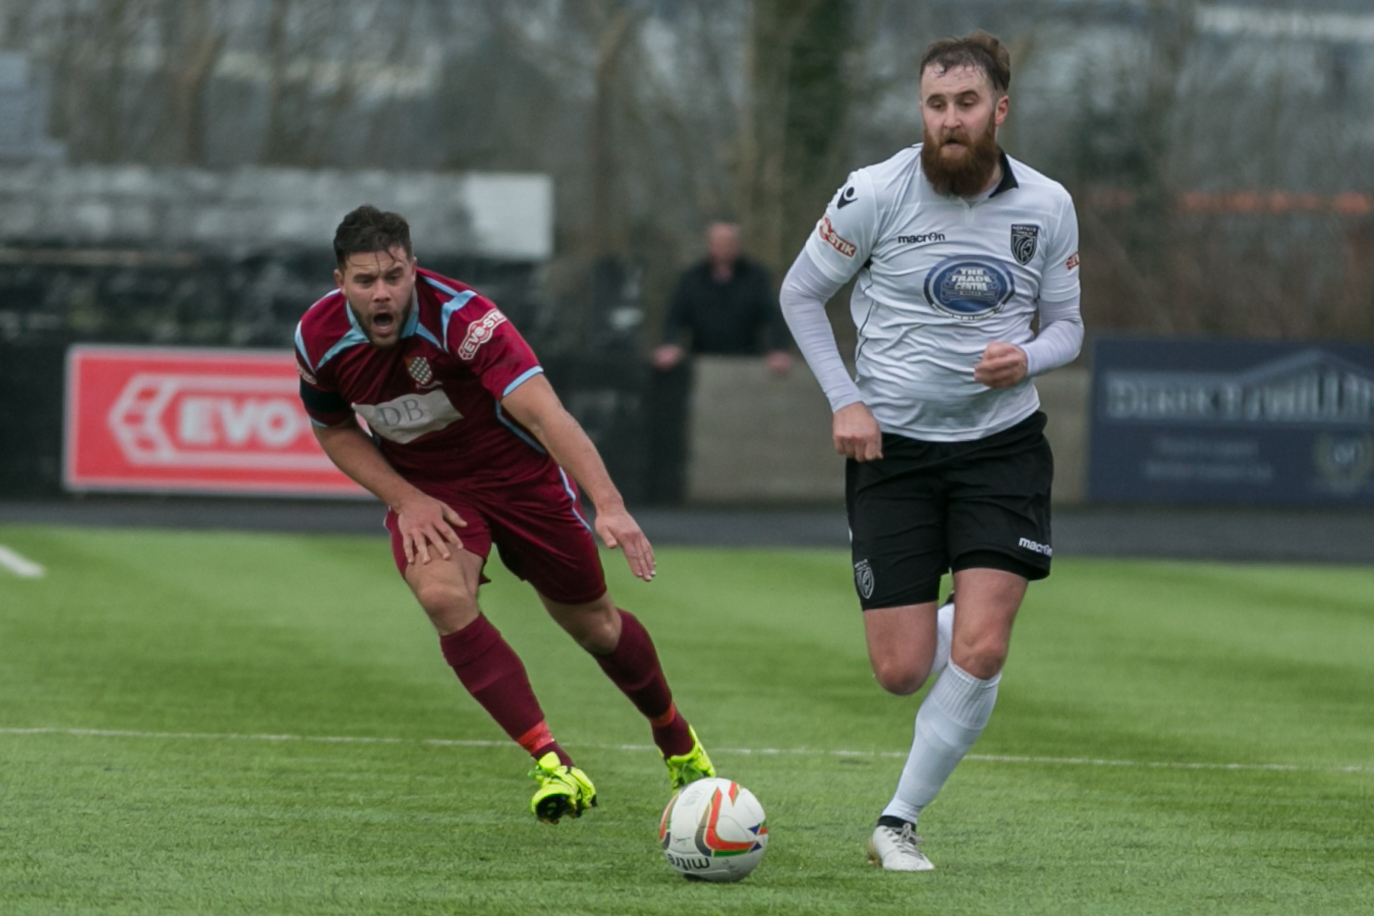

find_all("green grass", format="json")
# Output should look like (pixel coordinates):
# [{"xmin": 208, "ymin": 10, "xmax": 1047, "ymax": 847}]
[{"xmin": 1, "ymin": 523, "xmax": 1372, "ymax": 915}]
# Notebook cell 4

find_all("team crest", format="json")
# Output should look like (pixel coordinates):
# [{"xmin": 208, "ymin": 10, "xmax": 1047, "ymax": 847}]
[
  {"xmin": 854, "ymin": 559, "xmax": 875, "ymax": 600},
  {"xmin": 405, "ymin": 356, "xmax": 434, "ymax": 387},
  {"xmin": 1010, "ymin": 224, "xmax": 1039, "ymax": 265}
]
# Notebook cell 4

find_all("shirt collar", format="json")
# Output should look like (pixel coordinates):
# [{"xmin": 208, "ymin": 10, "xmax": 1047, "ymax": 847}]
[{"xmin": 989, "ymin": 150, "xmax": 1019, "ymax": 198}]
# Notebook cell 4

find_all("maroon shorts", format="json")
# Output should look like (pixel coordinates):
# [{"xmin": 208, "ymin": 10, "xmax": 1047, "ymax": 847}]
[{"xmin": 383, "ymin": 465, "xmax": 608, "ymax": 606}]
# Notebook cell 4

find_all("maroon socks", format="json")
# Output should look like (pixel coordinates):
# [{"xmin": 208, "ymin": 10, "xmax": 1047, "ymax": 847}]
[
  {"xmin": 439, "ymin": 615, "xmax": 571, "ymax": 766},
  {"xmin": 438, "ymin": 609, "xmax": 695, "ymax": 766},
  {"xmin": 593, "ymin": 610, "xmax": 695, "ymax": 758}
]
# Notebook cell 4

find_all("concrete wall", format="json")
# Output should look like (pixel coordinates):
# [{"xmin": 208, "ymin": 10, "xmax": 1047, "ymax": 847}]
[
  {"xmin": 686, "ymin": 357, "xmax": 842, "ymax": 504},
  {"xmin": 685, "ymin": 356, "xmax": 1090, "ymax": 505},
  {"xmin": 1036, "ymin": 367, "xmax": 1091, "ymax": 504}
]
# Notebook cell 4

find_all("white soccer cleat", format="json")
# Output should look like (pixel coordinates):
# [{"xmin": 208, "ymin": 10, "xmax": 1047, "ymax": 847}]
[{"xmin": 867, "ymin": 822, "xmax": 935, "ymax": 872}]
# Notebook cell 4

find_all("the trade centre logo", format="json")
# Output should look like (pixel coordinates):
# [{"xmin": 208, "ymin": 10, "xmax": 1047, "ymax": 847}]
[{"xmin": 923, "ymin": 257, "xmax": 1015, "ymax": 320}]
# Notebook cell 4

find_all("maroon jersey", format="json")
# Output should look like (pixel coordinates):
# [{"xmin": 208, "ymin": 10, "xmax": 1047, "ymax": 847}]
[{"xmin": 295, "ymin": 268, "xmax": 554, "ymax": 485}]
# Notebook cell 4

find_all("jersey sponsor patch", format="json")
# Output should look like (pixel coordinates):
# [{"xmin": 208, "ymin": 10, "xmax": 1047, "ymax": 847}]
[
  {"xmin": 1010, "ymin": 224, "xmax": 1040, "ymax": 265},
  {"xmin": 458, "ymin": 309, "xmax": 507, "ymax": 360},
  {"xmin": 351, "ymin": 389, "xmax": 464, "ymax": 444},
  {"xmin": 854, "ymin": 559, "xmax": 875, "ymax": 599},
  {"xmin": 923, "ymin": 258, "xmax": 1016, "ymax": 320},
  {"xmin": 1065, "ymin": 251, "xmax": 1080, "ymax": 271},
  {"xmin": 296, "ymin": 361, "xmax": 318, "ymax": 386},
  {"xmin": 818, "ymin": 216, "xmax": 857, "ymax": 258}
]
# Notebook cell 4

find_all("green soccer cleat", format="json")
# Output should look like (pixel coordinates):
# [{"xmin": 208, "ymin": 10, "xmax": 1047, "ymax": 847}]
[
  {"xmin": 528, "ymin": 752, "xmax": 598, "ymax": 824},
  {"xmin": 664, "ymin": 726, "xmax": 716, "ymax": 789}
]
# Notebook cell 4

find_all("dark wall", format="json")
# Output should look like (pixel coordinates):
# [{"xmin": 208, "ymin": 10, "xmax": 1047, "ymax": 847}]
[
  {"xmin": 0, "ymin": 341, "xmax": 67, "ymax": 497},
  {"xmin": 0, "ymin": 246, "xmax": 546, "ymax": 351}
]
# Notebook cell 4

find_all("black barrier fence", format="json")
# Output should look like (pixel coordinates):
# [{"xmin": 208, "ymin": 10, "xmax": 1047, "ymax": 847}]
[
  {"xmin": 0, "ymin": 340, "xmax": 67, "ymax": 498},
  {"xmin": 0, "ymin": 340, "xmax": 689, "ymax": 505}
]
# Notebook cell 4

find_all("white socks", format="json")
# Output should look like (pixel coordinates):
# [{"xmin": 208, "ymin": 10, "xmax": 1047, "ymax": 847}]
[
  {"xmin": 931, "ymin": 598, "xmax": 954, "ymax": 676},
  {"xmin": 881, "ymin": 660, "xmax": 1000, "ymax": 825}
]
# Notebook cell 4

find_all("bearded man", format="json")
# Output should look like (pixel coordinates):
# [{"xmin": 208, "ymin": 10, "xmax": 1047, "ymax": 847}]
[{"xmin": 778, "ymin": 31, "xmax": 1084, "ymax": 871}]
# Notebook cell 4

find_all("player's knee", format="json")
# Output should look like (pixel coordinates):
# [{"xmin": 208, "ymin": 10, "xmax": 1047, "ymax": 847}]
[
  {"xmin": 543, "ymin": 593, "xmax": 620, "ymax": 653},
  {"xmin": 413, "ymin": 581, "xmax": 479, "ymax": 634},
  {"xmin": 566, "ymin": 609, "xmax": 619, "ymax": 654},
  {"xmin": 872, "ymin": 658, "xmax": 929, "ymax": 696},
  {"xmin": 951, "ymin": 639, "xmax": 1008, "ymax": 679},
  {"xmin": 572, "ymin": 622, "xmax": 618, "ymax": 654}
]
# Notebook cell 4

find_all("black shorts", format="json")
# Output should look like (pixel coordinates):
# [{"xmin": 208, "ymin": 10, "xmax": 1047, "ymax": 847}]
[{"xmin": 846, "ymin": 411, "xmax": 1054, "ymax": 610}]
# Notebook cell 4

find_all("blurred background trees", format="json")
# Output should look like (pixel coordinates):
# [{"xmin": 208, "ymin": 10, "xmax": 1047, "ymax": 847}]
[{"xmin": 0, "ymin": 0, "xmax": 1370, "ymax": 351}]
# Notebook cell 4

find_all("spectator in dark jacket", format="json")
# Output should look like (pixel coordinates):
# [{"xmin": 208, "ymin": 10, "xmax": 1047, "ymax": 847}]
[{"xmin": 653, "ymin": 222, "xmax": 793, "ymax": 376}]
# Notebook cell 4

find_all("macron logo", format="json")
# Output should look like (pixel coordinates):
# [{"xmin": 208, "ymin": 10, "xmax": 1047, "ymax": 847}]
[
  {"xmin": 1018, "ymin": 537, "xmax": 1053, "ymax": 556},
  {"xmin": 458, "ymin": 309, "xmax": 507, "ymax": 361}
]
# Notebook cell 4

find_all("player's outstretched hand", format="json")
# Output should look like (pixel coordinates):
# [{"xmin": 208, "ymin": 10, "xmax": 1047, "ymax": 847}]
[
  {"xmin": 833, "ymin": 402, "xmax": 883, "ymax": 462},
  {"xmin": 974, "ymin": 341, "xmax": 1028, "ymax": 389},
  {"xmin": 595, "ymin": 505, "xmax": 656, "ymax": 582},
  {"xmin": 394, "ymin": 491, "xmax": 467, "ymax": 566}
]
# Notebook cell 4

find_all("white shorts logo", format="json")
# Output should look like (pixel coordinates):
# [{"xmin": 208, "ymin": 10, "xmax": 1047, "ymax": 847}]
[
  {"xmin": 1018, "ymin": 537, "xmax": 1052, "ymax": 557},
  {"xmin": 458, "ymin": 309, "xmax": 507, "ymax": 360},
  {"xmin": 352, "ymin": 390, "xmax": 463, "ymax": 444},
  {"xmin": 854, "ymin": 559, "xmax": 875, "ymax": 599}
]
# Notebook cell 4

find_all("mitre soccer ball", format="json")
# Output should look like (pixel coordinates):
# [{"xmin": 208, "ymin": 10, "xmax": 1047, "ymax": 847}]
[{"xmin": 659, "ymin": 777, "xmax": 768, "ymax": 882}]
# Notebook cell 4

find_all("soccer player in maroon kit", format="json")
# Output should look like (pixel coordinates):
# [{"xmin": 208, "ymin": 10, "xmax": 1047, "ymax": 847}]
[{"xmin": 295, "ymin": 205, "xmax": 715, "ymax": 823}]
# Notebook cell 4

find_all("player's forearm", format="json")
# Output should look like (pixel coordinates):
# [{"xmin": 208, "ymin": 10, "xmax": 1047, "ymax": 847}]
[
  {"xmin": 780, "ymin": 249, "xmax": 863, "ymax": 412},
  {"xmin": 502, "ymin": 377, "xmax": 626, "ymax": 511},
  {"xmin": 1023, "ymin": 294, "xmax": 1084, "ymax": 376},
  {"xmin": 531, "ymin": 409, "xmax": 626, "ymax": 511},
  {"xmin": 313, "ymin": 422, "xmax": 424, "ymax": 509}
]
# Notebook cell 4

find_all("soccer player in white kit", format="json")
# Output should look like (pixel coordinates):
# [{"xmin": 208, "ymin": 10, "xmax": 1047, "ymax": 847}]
[{"xmin": 779, "ymin": 31, "xmax": 1084, "ymax": 871}]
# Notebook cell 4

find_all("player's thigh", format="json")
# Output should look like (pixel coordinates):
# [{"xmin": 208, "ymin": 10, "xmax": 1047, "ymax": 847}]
[
  {"xmin": 948, "ymin": 567, "xmax": 1027, "ymax": 677},
  {"xmin": 846, "ymin": 440, "xmax": 949, "ymax": 611},
  {"xmin": 945, "ymin": 413, "xmax": 1054, "ymax": 587},
  {"xmin": 484, "ymin": 471, "xmax": 609, "ymax": 608},
  {"xmin": 863, "ymin": 602, "xmax": 941, "ymax": 696},
  {"xmin": 402, "ymin": 546, "xmax": 487, "ymax": 635},
  {"xmin": 384, "ymin": 490, "xmax": 494, "ymax": 577}
]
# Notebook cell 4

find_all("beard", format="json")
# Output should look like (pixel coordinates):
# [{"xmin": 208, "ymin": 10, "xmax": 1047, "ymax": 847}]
[{"xmin": 921, "ymin": 115, "xmax": 1000, "ymax": 197}]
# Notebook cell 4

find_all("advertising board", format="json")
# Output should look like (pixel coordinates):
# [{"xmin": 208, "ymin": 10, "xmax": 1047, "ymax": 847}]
[
  {"xmin": 1089, "ymin": 338, "xmax": 1374, "ymax": 506},
  {"xmin": 64, "ymin": 345, "xmax": 366, "ymax": 497}
]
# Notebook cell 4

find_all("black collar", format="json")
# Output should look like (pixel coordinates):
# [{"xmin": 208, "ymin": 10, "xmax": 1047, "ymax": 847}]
[{"xmin": 989, "ymin": 150, "xmax": 1019, "ymax": 198}]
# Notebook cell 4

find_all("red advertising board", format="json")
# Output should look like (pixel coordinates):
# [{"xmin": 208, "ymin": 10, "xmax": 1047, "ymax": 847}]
[{"xmin": 64, "ymin": 345, "xmax": 367, "ymax": 497}]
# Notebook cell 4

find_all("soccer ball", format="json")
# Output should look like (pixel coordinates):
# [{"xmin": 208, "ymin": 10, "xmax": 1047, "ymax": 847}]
[{"xmin": 659, "ymin": 777, "xmax": 768, "ymax": 882}]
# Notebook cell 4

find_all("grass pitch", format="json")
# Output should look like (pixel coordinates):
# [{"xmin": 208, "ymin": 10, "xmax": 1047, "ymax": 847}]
[{"xmin": 1, "ymin": 523, "xmax": 1372, "ymax": 915}]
